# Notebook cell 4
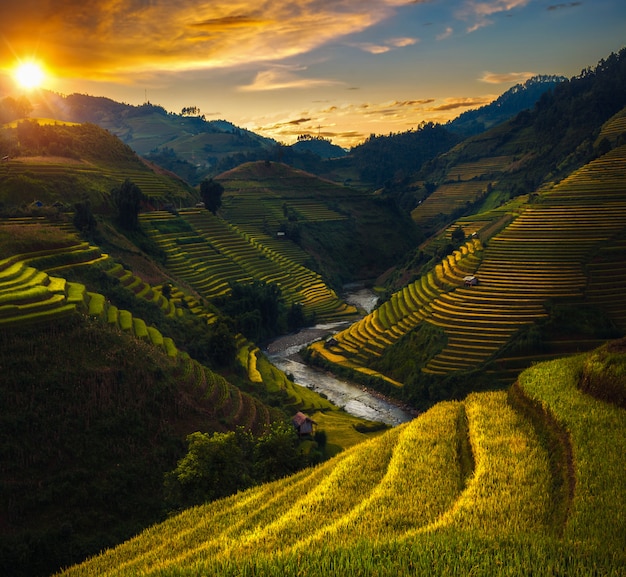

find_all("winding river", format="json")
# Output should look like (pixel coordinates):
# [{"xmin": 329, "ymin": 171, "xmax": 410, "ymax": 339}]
[{"xmin": 264, "ymin": 286, "xmax": 415, "ymax": 426}]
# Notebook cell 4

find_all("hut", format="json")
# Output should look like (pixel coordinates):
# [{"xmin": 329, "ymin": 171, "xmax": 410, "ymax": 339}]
[
  {"xmin": 292, "ymin": 412, "xmax": 317, "ymax": 436},
  {"xmin": 464, "ymin": 275, "xmax": 478, "ymax": 287}
]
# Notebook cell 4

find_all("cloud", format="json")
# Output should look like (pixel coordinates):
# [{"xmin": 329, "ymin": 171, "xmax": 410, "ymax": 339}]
[
  {"xmin": 239, "ymin": 67, "xmax": 343, "ymax": 91},
  {"xmin": 354, "ymin": 44, "xmax": 393, "ymax": 55},
  {"xmin": 480, "ymin": 70, "xmax": 536, "ymax": 83},
  {"xmin": 350, "ymin": 36, "xmax": 418, "ymax": 54},
  {"xmin": 457, "ymin": 0, "xmax": 531, "ymax": 32},
  {"xmin": 437, "ymin": 27, "xmax": 454, "ymax": 40},
  {"xmin": 429, "ymin": 96, "xmax": 494, "ymax": 111},
  {"xmin": 264, "ymin": 117, "xmax": 313, "ymax": 130},
  {"xmin": 388, "ymin": 37, "xmax": 419, "ymax": 48},
  {"xmin": 248, "ymin": 91, "xmax": 494, "ymax": 148},
  {"xmin": 0, "ymin": 1, "xmax": 421, "ymax": 81},
  {"xmin": 547, "ymin": 2, "xmax": 582, "ymax": 11}
]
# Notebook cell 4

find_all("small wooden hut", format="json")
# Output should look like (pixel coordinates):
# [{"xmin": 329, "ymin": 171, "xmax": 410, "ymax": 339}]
[{"xmin": 292, "ymin": 412, "xmax": 317, "ymax": 436}]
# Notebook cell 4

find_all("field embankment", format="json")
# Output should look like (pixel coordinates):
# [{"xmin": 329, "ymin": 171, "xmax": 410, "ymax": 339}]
[{"xmin": 57, "ymin": 339, "xmax": 626, "ymax": 576}]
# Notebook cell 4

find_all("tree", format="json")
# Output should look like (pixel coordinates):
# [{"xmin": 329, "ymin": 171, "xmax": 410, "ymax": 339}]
[
  {"xmin": 287, "ymin": 302, "xmax": 306, "ymax": 331},
  {"xmin": 181, "ymin": 106, "xmax": 200, "ymax": 117},
  {"xmin": 73, "ymin": 199, "xmax": 97, "ymax": 236},
  {"xmin": 0, "ymin": 95, "xmax": 32, "ymax": 123},
  {"xmin": 217, "ymin": 280, "xmax": 285, "ymax": 342},
  {"xmin": 164, "ymin": 430, "xmax": 254, "ymax": 509},
  {"xmin": 254, "ymin": 421, "xmax": 304, "ymax": 482},
  {"xmin": 110, "ymin": 179, "xmax": 145, "ymax": 230},
  {"xmin": 451, "ymin": 226, "xmax": 465, "ymax": 244},
  {"xmin": 200, "ymin": 178, "xmax": 224, "ymax": 215},
  {"xmin": 205, "ymin": 319, "xmax": 237, "ymax": 367}
]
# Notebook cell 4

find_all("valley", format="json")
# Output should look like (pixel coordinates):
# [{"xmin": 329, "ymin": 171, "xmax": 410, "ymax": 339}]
[{"xmin": 0, "ymin": 48, "xmax": 625, "ymax": 577}]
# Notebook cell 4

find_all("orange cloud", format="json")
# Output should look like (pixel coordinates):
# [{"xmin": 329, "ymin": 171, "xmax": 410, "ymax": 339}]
[
  {"xmin": 0, "ymin": 1, "xmax": 421, "ymax": 81},
  {"xmin": 351, "ymin": 36, "xmax": 418, "ymax": 54},
  {"xmin": 239, "ymin": 67, "xmax": 343, "ymax": 92},
  {"xmin": 480, "ymin": 71, "xmax": 536, "ymax": 83},
  {"xmin": 429, "ymin": 96, "xmax": 494, "ymax": 111}
]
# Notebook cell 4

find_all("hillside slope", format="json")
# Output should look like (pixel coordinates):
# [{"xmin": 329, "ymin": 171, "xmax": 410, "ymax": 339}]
[
  {"xmin": 0, "ymin": 121, "xmax": 196, "ymax": 211},
  {"xmin": 312, "ymin": 144, "xmax": 626, "ymax": 402},
  {"xmin": 216, "ymin": 161, "xmax": 422, "ymax": 284},
  {"xmin": 0, "ymin": 219, "xmax": 362, "ymax": 577},
  {"xmin": 28, "ymin": 94, "xmax": 276, "ymax": 184},
  {"xmin": 58, "ymin": 340, "xmax": 626, "ymax": 576}
]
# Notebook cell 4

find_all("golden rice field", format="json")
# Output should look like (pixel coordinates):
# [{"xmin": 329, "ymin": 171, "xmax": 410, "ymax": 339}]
[
  {"xmin": 318, "ymin": 145, "xmax": 626, "ymax": 380},
  {"xmin": 56, "ymin": 342, "xmax": 626, "ymax": 576},
  {"xmin": 140, "ymin": 209, "xmax": 357, "ymax": 322}
]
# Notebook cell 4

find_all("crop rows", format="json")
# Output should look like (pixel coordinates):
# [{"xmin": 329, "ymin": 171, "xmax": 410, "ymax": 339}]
[
  {"xmin": 103, "ymin": 260, "xmax": 215, "ymax": 322},
  {"xmin": 60, "ymin": 348, "xmax": 624, "ymax": 576},
  {"xmin": 222, "ymin": 196, "xmax": 347, "ymax": 229},
  {"xmin": 444, "ymin": 155, "xmax": 513, "ymax": 181},
  {"xmin": 430, "ymin": 147, "xmax": 626, "ymax": 370},
  {"xmin": 597, "ymin": 109, "xmax": 626, "ymax": 142},
  {"xmin": 141, "ymin": 209, "xmax": 356, "ymax": 321},
  {"xmin": 2, "ymin": 160, "xmax": 175, "ymax": 199},
  {"xmin": 424, "ymin": 148, "xmax": 626, "ymax": 374},
  {"xmin": 313, "ymin": 238, "xmax": 482, "ymax": 381},
  {"xmin": 0, "ymin": 228, "xmax": 105, "ymax": 326},
  {"xmin": 0, "ymin": 217, "xmax": 273, "ymax": 435},
  {"xmin": 318, "ymin": 146, "xmax": 626, "ymax": 380},
  {"xmin": 411, "ymin": 154, "xmax": 520, "ymax": 227},
  {"xmin": 411, "ymin": 180, "xmax": 489, "ymax": 225}
]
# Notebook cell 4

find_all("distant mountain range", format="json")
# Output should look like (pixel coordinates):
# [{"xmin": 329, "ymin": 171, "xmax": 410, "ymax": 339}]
[{"xmin": 9, "ymin": 74, "xmax": 565, "ymax": 185}]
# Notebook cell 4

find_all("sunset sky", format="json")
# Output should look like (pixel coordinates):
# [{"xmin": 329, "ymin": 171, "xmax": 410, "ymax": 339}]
[{"xmin": 1, "ymin": 0, "xmax": 625, "ymax": 148}]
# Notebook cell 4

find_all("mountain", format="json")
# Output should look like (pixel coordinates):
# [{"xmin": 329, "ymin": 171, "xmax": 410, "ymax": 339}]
[
  {"xmin": 7, "ymin": 72, "xmax": 561, "ymax": 189},
  {"xmin": 215, "ymin": 161, "xmax": 421, "ymax": 284},
  {"xmin": 446, "ymin": 74, "xmax": 566, "ymax": 136},
  {"xmin": 0, "ymin": 120, "xmax": 196, "ymax": 210},
  {"xmin": 291, "ymin": 136, "xmax": 347, "ymax": 159},
  {"xmin": 28, "ymin": 92, "xmax": 277, "ymax": 184},
  {"xmin": 308, "ymin": 49, "xmax": 626, "ymax": 409},
  {"xmin": 1, "ymin": 48, "xmax": 625, "ymax": 577},
  {"xmin": 379, "ymin": 48, "xmax": 626, "ymax": 234}
]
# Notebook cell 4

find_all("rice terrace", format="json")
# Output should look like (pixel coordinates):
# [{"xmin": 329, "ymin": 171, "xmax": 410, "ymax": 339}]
[{"xmin": 1, "ymin": 48, "xmax": 626, "ymax": 576}]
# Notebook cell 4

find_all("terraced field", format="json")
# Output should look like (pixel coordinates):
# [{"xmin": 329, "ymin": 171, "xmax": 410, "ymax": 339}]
[
  {"xmin": 316, "ymin": 145, "xmax": 626, "ymax": 380},
  {"xmin": 58, "ymin": 346, "xmax": 626, "ymax": 575},
  {"xmin": 0, "ymin": 223, "xmax": 106, "ymax": 327},
  {"xmin": 312, "ymin": 237, "xmax": 483, "ymax": 384},
  {"xmin": 597, "ymin": 107, "xmax": 626, "ymax": 144},
  {"xmin": 411, "ymin": 180, "xmax": 489, "ymax": 225},
  {"xmin": 1, "ymin": 158, "xmax": 187, "ymax": 201},
  {"xmin": 0, "ymin": 222, "xmax": 272, "ymax": 434},
  {"xmin": 411, "ymin": 155, "xmax": 514, "ymax": 226},
  {"xmin": 140, "ymin": 209, "xmax": 357, "ymax": 322}
]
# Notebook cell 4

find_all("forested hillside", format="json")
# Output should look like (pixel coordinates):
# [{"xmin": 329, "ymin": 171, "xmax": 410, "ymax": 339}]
[
  {"xmin": 1, "ymin": 49, "xmax": 625, "ymax": 577},
  {"xmin": 446, "ymin": 74, "xmax": 565, "ymax": 136},
  {"xmin": 401, "ymin": 48, "xmax": 626, "ymax": 233}
]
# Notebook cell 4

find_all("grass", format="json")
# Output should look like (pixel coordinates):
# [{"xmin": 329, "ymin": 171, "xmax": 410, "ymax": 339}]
[{"xmin": 56, "ymin": 340, "xmax": 626, "ymax": 576}]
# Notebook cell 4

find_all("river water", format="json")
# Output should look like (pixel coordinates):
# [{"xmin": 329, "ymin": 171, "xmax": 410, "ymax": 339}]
[{"xmin": 264, "ymin": 287, "xmax": 415, "ymax": 426}]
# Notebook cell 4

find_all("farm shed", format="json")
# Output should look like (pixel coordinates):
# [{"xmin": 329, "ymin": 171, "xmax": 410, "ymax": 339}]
[
  {"xmin": 292, "ymin": 412, "xmax": 317, "ymax": 436},
  {"xmin": 464, "ymin": 275, "xmax": 478, "ymax": 286}
]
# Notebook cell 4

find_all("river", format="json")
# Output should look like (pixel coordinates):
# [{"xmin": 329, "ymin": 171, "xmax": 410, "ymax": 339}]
[{"xmin": 264, "ymin": 286, "xmax": 415, "ymax": 426}]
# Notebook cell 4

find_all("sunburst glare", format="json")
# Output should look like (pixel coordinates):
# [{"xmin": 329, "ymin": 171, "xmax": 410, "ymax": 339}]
[{"xmin": 14, "ymin": 61, "xmax": 46, "ymax": 90}]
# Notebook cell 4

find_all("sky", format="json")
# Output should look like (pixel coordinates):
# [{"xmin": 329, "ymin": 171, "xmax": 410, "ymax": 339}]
[{"xmin": 1, "ymin": 0, "xmax": 625, "ymax": 148}]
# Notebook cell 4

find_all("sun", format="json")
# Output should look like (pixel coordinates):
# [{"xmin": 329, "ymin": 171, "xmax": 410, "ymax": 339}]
[{"xmin": 14, "ymin": 61, "xmax": 46, "ymax": 90}]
